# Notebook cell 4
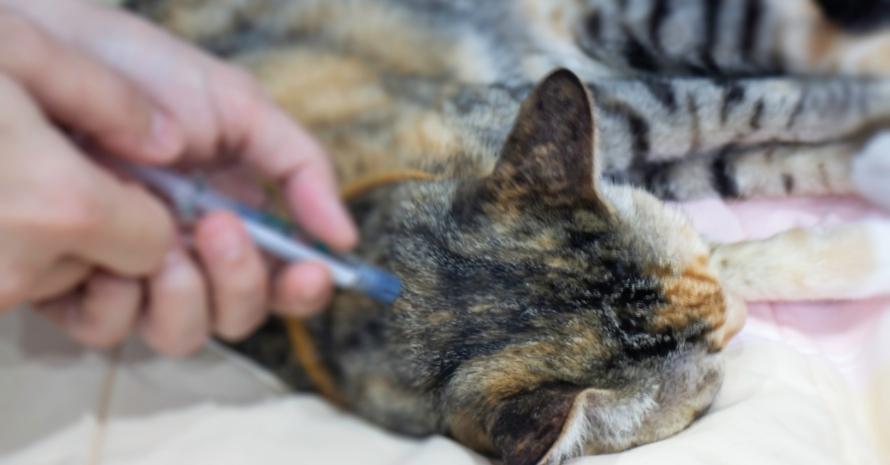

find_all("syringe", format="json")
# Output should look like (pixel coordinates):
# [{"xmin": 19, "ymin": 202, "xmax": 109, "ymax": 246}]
[{"xmin": 113, "ymin": 161, "xmax": 401, "ymax": 305}]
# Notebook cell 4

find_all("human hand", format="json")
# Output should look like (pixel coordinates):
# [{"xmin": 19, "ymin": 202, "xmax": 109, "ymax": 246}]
[
  {"xmin": 0, "ymin": 8, "xmax": 177, "ymax": 336},
  {"xmin": 0, "ymin": 1, "xmax": 358, "ymax": 355}
]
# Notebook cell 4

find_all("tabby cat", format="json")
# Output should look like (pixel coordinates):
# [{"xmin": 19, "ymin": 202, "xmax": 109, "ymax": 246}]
[{"xmin": 125, "ymin": 1, "xmax": 890, "ymax": 464}]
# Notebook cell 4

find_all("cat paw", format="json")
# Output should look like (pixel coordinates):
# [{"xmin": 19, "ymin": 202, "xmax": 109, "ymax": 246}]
[
  {"xmin": 853, "ymin": 132, "xmax": 890, "ymax": 209},
  {"xmin": 853, "ymin": 219, "xmax": 890, "ymax": 299}
]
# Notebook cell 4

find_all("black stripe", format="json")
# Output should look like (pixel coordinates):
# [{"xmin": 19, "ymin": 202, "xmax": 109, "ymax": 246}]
[
  {"xmin": 839, "ymin": 80, "xmax": 853, "ymax": 113},
  {"xmin": 601, "ymin": 99, "xmax": 651, "ymax": 166},
  {"xmin": 641, "ymin": 78, "xmax": 678, "ymax": 112},
  {"xmin": 627, "ymin": 110, "xmax": 652, "ymax": 162},
  {"xmin": 818, "ymin": 161, "xmax": 830, "ymax": 187},
  {"xmin": 710, "ymin": 148, "xmax": 739, "ymax": 198},
  {"xmin": 815, "ymin": 0, "xmax": 890, "ymax": 32},
  {"xmin": 585, "ymin": 11, "xmax": 603, "ymax": 44},
  {"xmin": 623, "ymin": 27, "xmax": 660, "ymax": 72},
  {"xmin": 739, "ymin": 0, "xmax": 763, "ymax": 62},
  {"xmin": 720, "ymin": 84, "xmax": 746, "ymax": 124},
  {"xmin": 641, "ymin": 161, "xmax": 678, "ymax": 201},
  {"xmin": 856, "ymin": 81, "xmax": 870, "ymax": 116},
  {"xmin": 749, "ymin": 98, "xmax": 764, "ymax": 129},
  {"xmin": 122, "ymin": 0, "xmax": 161, "ymax": 16},
  {"xmin": 700, "ymin": 0, "xmax": 724, "ymax": 73},
  {"xmin": 648, "ymin": 0, "xmax": 670, "ymax": 51},
  {"xmin": 786, "ymin": 91, "xmax": 807, "ymax": 129},
  {"xmin": 782, "ymin": 173, "xmax": 794, "ymax": 194},
  {"xmin": 687, "ymin": 93, "xmax": 702, "ymax": 153}
]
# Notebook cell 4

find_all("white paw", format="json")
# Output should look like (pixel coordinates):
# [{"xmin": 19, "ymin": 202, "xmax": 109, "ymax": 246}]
[
  {"xmin": 853, "ymin": 132, "xmax": 890, "ymax": 209},
  {"xmin": 856, "ymin": 219, "xmax": 890, "ymax": 299}
]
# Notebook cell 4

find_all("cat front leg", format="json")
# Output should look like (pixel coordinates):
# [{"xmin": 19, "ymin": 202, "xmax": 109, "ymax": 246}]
[
  {"xmin": 566, "ymin": 0, "xmax": 890, "ymax": 77},
  {"xmin": 710, "ymin": 219, "xmax": 890, "ymax": 302}
]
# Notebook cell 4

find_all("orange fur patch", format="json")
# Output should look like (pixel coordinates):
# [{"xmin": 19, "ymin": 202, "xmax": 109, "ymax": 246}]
[
  {"xmin": 240, "ymin": 49, "xmax": 390, "ymax": 127},
  {"xmin": 284, "ymin": 318, "xmax": 349, "ymax": 408},
  {"xmin": 449, "ymin": 409, "xmax": 496, "ymax": 453},
  {"xmin": 339, "ymin": 170, "xmax": 439, "ymax": 200},
  {"xmin": 652, "ymin": 257, "xmax": 726, "ymax": 339}
]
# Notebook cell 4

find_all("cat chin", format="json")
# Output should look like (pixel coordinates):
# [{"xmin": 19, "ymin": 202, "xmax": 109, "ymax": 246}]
[{"xmin": 853, "ymin": 131, "xmax": 890, "ymax": 210}]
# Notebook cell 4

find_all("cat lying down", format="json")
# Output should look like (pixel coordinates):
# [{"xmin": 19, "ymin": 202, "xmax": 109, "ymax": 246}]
[{"xmin": 125, "ymin": 0, "xmax": 890, "ymax": 463}]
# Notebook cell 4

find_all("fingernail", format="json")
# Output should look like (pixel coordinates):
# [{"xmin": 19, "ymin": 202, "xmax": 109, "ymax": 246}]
[
  {"xmin": 323, "ymin": 197, "xmax": 359, "ymax": 251},
  {"xmin": 143, "ymin": 112, "xmax": 182, "ymax": 161},
  {"xmin": 210, "ymin": 229, "xmax": 244, "ymax": 263}
]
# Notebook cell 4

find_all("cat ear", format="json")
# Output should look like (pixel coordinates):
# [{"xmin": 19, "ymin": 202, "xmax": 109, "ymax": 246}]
[
  {"xmin": 487, "ymin": 69, "xmax": 607, "ymax": 210},
  {"xmin": 489, "ymin": 386, "xmax": 656, "ymax": 465}
]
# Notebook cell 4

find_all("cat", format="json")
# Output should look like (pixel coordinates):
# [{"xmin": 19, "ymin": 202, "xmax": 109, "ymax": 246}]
[{"xmin": 123, "ymin": 1, "xmax": 890, "ymax": 464}]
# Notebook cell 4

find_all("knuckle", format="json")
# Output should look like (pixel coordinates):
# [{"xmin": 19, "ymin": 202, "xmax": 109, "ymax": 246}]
[
  {"xmin": 215, "ymin": 305, "xmax": 263, "ymax": 341},
  {"xmin": 144, "ymin": 325, "xmax": 207, "ymax": 357},
  {"xmin": 218, "ymin": 66, "xmax": 264, "ymax": 117},
  {"xmin": 50, "ymin": 185, "xmax": 102, "ymax": 238},
  {"xmin": 77, "ymin": 324, "xmax": 128, "ymax": 349},
  {"xmin": 226, "ymin": 265, "xmax": 266, "ymax": 296},
  {"xmin": 104, "ymin": 79, "xmax": 149, "ymax": 128},
  {"xmin": 133, "ymin": 189, "xmax": 176, "ymax": 262}
]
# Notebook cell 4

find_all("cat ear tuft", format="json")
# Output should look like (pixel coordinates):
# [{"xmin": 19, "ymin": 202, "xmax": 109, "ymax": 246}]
[{"xmin": 487, "ymin": 69, "xmax": 607, "ymax": 210}]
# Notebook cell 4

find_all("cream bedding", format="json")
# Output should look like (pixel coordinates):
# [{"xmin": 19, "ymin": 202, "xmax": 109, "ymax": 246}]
[{"xmin": 1, "ymin": 196, "xmax": 888, "ymax": 465}]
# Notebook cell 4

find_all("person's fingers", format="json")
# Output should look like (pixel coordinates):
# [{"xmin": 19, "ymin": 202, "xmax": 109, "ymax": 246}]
[
  {"xmin": 193, "ymin": 211, "xmax": 269, "ymax": 341},
  {"xmin": 36, "ymin": 273, "xmax": 142, "ymax": 349},
  {"xmin": 211, "ymin": 70, "xmax": 358, "ymax": 251},
  {"xmin": 65, "ymin": 162, "xmax": 176, "ymax": 277},
  {"xmin": 0, "ymin": 8, "xmax": 182, "ymax": 163},
  {"xmin": 27, "ymin": 258, "xmax": 91, "ymax": 302},
  {"xmin": 139, "ymin": 248, "xmax": 210, "ymax": 357},
  {"xmin": 272, "ymin": 262, "xmax": 333, "ymax": 318},
  {"xmin": 285, "ymin": 161, "xmax": 358, "ymax": 251},
  {"xmin": 0, "ymin": 261, "xmax": 35, "ymax": 312},
  {"xmin": 0, "ymin": 75, "xmax": 175, "ymax": 279}
]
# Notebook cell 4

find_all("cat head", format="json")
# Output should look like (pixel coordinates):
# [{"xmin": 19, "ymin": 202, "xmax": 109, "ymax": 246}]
[{"xmin": 376, "ymin": 70, "xmax": 743, "ymax": 464}]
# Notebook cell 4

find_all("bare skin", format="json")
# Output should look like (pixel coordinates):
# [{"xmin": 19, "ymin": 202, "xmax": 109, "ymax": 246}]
[{"xmin": 0, "ymin": 0, "xmax": 358, "ymax": 356}]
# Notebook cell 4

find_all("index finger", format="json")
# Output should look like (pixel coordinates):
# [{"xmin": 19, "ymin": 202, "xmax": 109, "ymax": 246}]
[{"xmin": 213, "ymin": 73, "xmax": 358, "ymax": 252}]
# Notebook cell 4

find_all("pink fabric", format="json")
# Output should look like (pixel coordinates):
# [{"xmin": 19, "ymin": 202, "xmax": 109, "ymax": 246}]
[{"xmin": 679, "ymin": 197, "xmax": 890, "ymax": 389}]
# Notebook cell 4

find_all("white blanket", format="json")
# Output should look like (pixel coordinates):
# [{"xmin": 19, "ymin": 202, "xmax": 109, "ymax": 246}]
[{"xmin": 1, "ymin": 307, "xmax": 886, "ymax": 465}]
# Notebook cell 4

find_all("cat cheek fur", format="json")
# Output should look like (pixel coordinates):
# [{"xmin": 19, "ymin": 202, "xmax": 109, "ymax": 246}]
[{"xmin": 473, "ymin": 351, "xmax": 723, "ymax": 465}]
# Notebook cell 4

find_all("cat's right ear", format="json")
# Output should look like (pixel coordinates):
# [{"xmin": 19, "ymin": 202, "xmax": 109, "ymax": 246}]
[{"xmin": 484, "ymin": 69, "xmax": 610, "ymax": 212}]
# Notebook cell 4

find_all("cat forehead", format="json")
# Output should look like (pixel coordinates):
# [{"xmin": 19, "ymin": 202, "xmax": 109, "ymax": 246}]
[{"xmin": 600, "ymin": 183, "xmax": 710, "ymax": 267}]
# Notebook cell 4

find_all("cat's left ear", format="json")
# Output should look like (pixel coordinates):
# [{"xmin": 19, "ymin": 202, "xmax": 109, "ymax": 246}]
[
  {"xmin": 486, "ymin": 69, "xmax": 609, "ymax": 211},
  {"xmin": 483, "ymin": 385, "xmax": 654, "ymax": 465}
]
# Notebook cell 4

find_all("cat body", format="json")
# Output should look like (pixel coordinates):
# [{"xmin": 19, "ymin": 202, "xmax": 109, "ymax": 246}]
[{"xmin": 126, "ymin": 1, "xmax": 890, "ymax": 464}]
